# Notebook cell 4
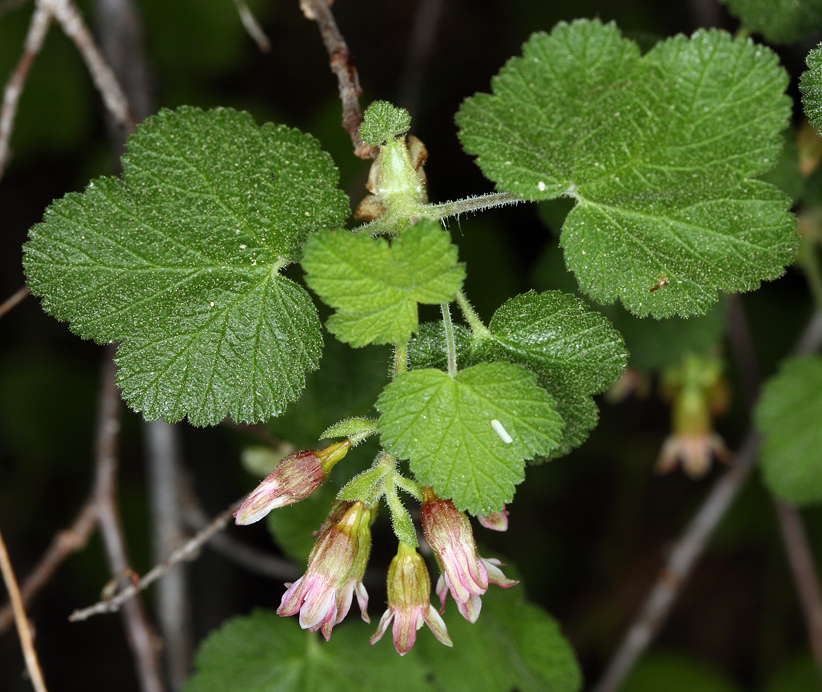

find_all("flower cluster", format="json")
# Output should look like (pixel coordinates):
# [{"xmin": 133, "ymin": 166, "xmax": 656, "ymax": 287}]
[{"xmin": 235, "ymin": 443, "xmax": 519, "ymax": 655}]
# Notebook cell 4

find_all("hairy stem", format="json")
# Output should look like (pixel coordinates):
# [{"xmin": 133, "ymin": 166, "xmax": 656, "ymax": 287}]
[
  {"xmin": 441, "ymin": 302, "xmax": 458, "ymax": 377},
  {"xmin": 456, "ymin": 290, "xmax": 490, "ymax": 338}
]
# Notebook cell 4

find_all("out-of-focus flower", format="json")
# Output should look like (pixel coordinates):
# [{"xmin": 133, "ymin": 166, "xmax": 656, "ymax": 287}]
[
  {"xmin": 369, "ymin": 542, "xmax": 452, "ymax": 656},
  {"xmin": 277, "ymin": 500, "xmax": 372, "ymax": 639},
  {"xmin": 657, "ymin": 353, "xmax": 730, "ymax": 479},
  {"xmin": 420, "ymin": 487, "xmax": 517, "ymax": 623},
  {"xmin": 234, "ymin": 440, "xmax": 350, "ymax": 525},
  {"xmin": 477, "ymin": 504, "xmax": 509, "ymax": 532}
]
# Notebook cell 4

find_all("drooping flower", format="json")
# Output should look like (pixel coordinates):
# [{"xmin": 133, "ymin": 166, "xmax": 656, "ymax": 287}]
[
  {"xmin": 477, "ymin": 504, "xmax": 509, "ymax": 532},
  {"xmin": 234, "ymin": 440, "xmax": 350, "ymax": 525},
  {"xmin": 277, "ymin": 500, "xmax": 372, "ymax": 639},
  {"xmin": 369, "ymin": 542, "xmax": 452, "ymax": 656},
  {"xmin": 420, "ymin": 487, "xmax": 517, "ymax": 623}
]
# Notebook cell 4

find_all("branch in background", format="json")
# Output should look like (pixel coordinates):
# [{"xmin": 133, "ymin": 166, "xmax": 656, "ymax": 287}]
[
  {"xmin": 0, "ymin": 1, "xmax": 52, "ymax": 180},
  {"xmin": 70, "ymin": 503, "xmax": 241, "ymax": 621},
  {"xmin": 181, "ymin": 493, "xmax": 299, "ymax": 582},
  {"xmin": 0, "ymin": 523, "xmax": 49, "ymax": 692},
  {"xmin": 303, "ymin": 0, "xmax": 377, "ymax": 159},
  {"xmin": 0, "ymin": 499, "xmax": 97, "ymax": 635},
  {"xmin": 144, "ymin": 421, "xmax": 192, "ymax": 691},
  {"xmin": 0, "ymin": 286, "xmax": 29, "ymax": 321},
  {"xmin": 91, "ymin": 350, "xmax": 165, "ymax": 692},
  {"xmin": 591, "ymin": 308, "xmax": 822, "ymax": 692},
  {"xmin": 232, "ymin": 0, "xmax": 270, "ymax": 52},
  {"xmin": 396, "ymin": 0, "xmax": 444, "ymax": 118},
  {"xmin": 774, "ymin": 499, "xmax": 822, "ymax": 676}
]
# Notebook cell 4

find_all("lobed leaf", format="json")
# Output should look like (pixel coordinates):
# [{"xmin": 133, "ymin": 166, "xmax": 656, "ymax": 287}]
[
  {"xmin": 457, "ymin": 20, "xmax": 796, "ymax": 318},
  {"xmin": 302, "ymin": 220, "xmax": 465, "ymax": 347},
  {"xmin": 754, "ymin": 356, "xmax": 822, "ymax": 505},
  {"xmin": 24, "ymin": 107, "xmax": 348, "ymax": 425},
  {"xmin": 801, "ymin": 44, "xmax": 822, "ymax": 135},
  {"xmin": 376, "ymin": 362, "xmax": 563, "ymax": 514}
]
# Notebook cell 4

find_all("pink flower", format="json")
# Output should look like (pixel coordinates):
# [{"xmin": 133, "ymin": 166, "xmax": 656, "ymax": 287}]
[
  {"xmin": 234, "ymin": 441, "xmax": 350, "ymax": 525},
  {"xmin": 420, "ymin": 487, "xmax": 517, "ymax": 623},
  {"xmin": 369, "ymin": 542, "xmax": 452, "ymax": 656},
  {"xmin": 277, "ymin": 500, "xmax": 372, "ymax": 639},
  {"xmin": 477, "ymin": 504, "xmax": 509, "ymax": 532}
]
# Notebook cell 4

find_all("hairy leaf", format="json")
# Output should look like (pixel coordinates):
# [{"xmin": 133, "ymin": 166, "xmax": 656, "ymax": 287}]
[
  {"xmin": 417, "ymin": 574, "xmax": 582, "ymax": 692},
  {"xmin": 457, "ymin": 20, "xmax": 796, "ymax": 317},
  {"xmin": 302, "ymin": 220, "xmax": 465, "ymax": 347},
  {"xmin": 376, "ymin": 362, "xmax": 562, "ymax": 514},
  {"xmin": 801, "ymin": 44, "xmax": 822, "ymax": 135},
  {"xmin": 184, "ymin": 611, "xmax": 432, "ymax": 692},
  {"xmin": 24, "ymin": 107, "xmax": 349, "ymax": 425},
  {"xmin": 755, "ymin": 356, "xmax": 822, "ymax": 505},
  {"xmin": 360, "ymin": 101, "xmax": 412, "ymax": 146}
]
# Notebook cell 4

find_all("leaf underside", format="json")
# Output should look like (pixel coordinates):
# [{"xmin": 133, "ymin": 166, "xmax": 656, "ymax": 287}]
[
  {"xmin": 457, "ymin": 20, "xmax": 796, "ymax": 317},
  {"xmin": 24, "ymin": 107, "xmax": 349, "ymax": 425},
  {"xmin": 720, "ymin": 0, "xmax": 822, "ymax": 44}
]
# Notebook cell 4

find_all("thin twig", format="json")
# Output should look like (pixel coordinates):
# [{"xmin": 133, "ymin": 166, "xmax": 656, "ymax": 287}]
[
  {"xmin": 70, "ymin": 503, "xmax": 240, "ymax": 621},
  {"xmin": 591, "ymin": 308, "xmax": 822, "ymax": 692},
  {"xmin": 0, "ymin": 285, "xmax": 30, "ymax": 320},
  {"xmin": 303, "ymin": 0, "xmax": 376, "ymax": 159},
  {"xmin": 91, "ymin": 350, "xmax": 165, "ymax": 692},
  {"xmin": 0, "ymin": 0, "xmax": 52, "ymax": 180},
  {"xmin": 0, "ymin": 498, "xmax": 97, "ymax": 635},
  {"xmin": 0, "ymin": 522, "xmax": 49, "ymax": 692},
  {"xmin": 232, "ymin": 0, "xmax": 270, "ymax": 52},
  {"xmin": 48, "ymin": 0, "xmax": 133, "ymax": 130},
  {"xmin": 182, "ymin": 503, "xmax": 299, "ymax": 582}
]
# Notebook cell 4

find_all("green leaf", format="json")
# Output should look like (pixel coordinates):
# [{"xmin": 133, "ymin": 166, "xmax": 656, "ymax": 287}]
[
  {"xmin": 416, "ymin": 579, "xmax": 581, "ymax": 692},
  {"xmin": 407, "ymin": 321, "xmax": 473, "ymax": 371},
  {"xmin": 801, "ymin": 44, "xmax": 822, "ymax": 135},
  {"xmin": 184, "ymin": 610, "xmax": 433, "ymax": 692},
  {"xmin": 24, "ymin": 107, "xmax": 350, "ymax": 426},
  {"xmin": 457, "ymin": 21, "xmax": 796, "ymax": 318},
  {"xmin": 754, "ymin": 356, "xmax": 822, "ymax": 505},
  {"xmin": 302, "ymin": 220, "xmax": 466, "ymax": 347},
  {"xmin": 719, "ymin": 0, "xmax": 822, "ymax": 44},
  {"xmin": 376, "ymin": 362, "xmax": 563, "ymax": 514},
  {"xmin": 359, "ymin": 101, "xmax": 412, "ymax": 146}
]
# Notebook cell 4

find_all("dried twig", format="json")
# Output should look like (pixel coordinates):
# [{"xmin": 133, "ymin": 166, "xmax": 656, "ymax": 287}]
[
  {"xmin": 591, "ymin": 309, "xmax": 822, "ymax": 692},
  {"xmin": 0, "ymin": 1, "xmax": 52, "ymax": 179},
  {"xmin": 0, "ymin": 498, "xmax": 97, "ymax": 635},
  {"xmin": 70, "ymin": 503, "xmax": 240, "ymax": 622},
  {"xmin": 302, "ymin": 0, "xmax": 376, "ymax": 159},
  {"xmin": 0, "ymin": 286, "xmax": 30, "ymax": 321},
  {"xmin": 91, "ymin": 350, "xmax": 165, "ymax": 692},
  {"xmin": 232, "ymin": 0, "xmax": 270, "ymax": 52},
  {"xmin": 0, "ymin": 522, "xmax": 49, "ymax": 692}
]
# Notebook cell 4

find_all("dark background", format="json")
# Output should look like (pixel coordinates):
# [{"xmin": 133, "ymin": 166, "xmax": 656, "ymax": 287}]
[{"xmin": 0, "ymin": 0, "xmax": 820, "ymax": 690}]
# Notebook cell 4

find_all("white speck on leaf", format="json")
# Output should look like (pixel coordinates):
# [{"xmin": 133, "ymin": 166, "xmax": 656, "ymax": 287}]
[{"xmin": 491, "ymin": 419, "xmax": 513, "ymax": 444}]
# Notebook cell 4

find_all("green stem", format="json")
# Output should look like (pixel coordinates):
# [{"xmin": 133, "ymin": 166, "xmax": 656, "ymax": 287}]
[
  {"xmin": 392, "ymin": 342, "xmax": 408, "ymax": 377},
  {"xmin": 441, "ymin": 303, "xmax": 458, "ymax": 377},
  {"xmin": 456, "ymin": 290, "xmax": 491, "ymax": 338},
  {"xmin": 393, "ymin": 474, "xmax": 423, "ymax": 502},
  {"xmin": 424, "ymin": 191, "xmax": 523, "ymax": 219},
  {"xmin": 799, "ymin": 240, "xmax": 822, "ymax": 314}
]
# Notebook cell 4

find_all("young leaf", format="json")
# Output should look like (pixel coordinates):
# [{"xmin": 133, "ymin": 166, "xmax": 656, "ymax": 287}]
[
  {"xmin": 24, "ymin": 107, "xmax": 349, "ymax": 425},
  {"xmin": 457, "ymin": 20, "xmax": 796, "ymax": 318},
  {"xmin": 376, "ymin": 362, "xmax": 563, "ymax": 514},
  {"xmin": 754, "ymin": 356, "xmax": 822, "ymax": 505},
  {"xmin": 184, "ymin": 611, "xmax": 433, "ymax": 692},
  {"xmin": 719, "ymin": 0, "xmax": 822, "ymax": 45},
  {"xmin": 302, "ymin": 220, "xmax": 465, "ymax": 347},
  {"xmin": 359, "ymin": 101, "xmax": 412, "ymax": 146}
]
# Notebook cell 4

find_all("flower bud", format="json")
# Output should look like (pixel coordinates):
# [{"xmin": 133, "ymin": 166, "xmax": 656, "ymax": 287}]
[
  {"xmin": 278, "ymin": 500, "xmax": 372, "ymax": 638},
  {"xmin": 420, "ymin": 487, "xmax": 517, "ymax": 623},
  {"xmin": 477, "ymin": 505, "xmax": 509, "ymax": 532},
  {"xmin": 234, "ymin": 440, "xmax": 350, "ymax": 525},
  {"xmin": 370, "ymin": 542, "xmax": 452, "ymax": 655}
]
